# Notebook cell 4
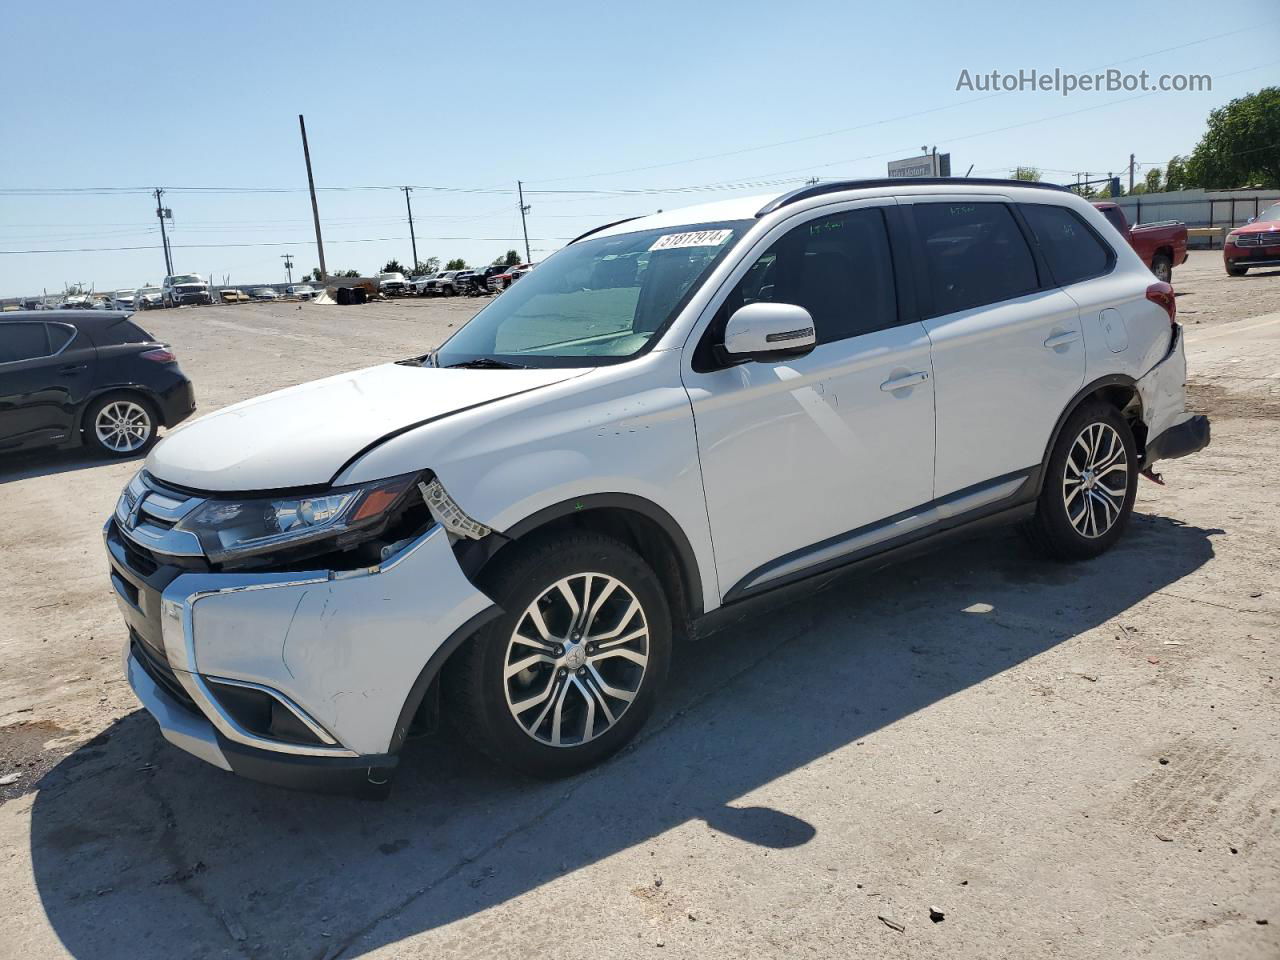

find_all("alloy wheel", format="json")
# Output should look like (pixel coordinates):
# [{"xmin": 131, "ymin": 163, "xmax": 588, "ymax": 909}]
[
  {"xmin": 1062, "ymin": 421, "xmax": 1128, "ymax": 538},
  {"xmin": 503, "ymin": 573, "xmax": 649, "ymax": 748},
  {"xmin": 94, "ymin": 400, "xmax": 152, "ymax": 453}
]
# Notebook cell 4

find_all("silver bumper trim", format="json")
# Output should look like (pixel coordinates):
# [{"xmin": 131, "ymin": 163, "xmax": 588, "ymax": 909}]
[{"xmin": 125, "ymin": 643, "xmax": 231, "ymax": 771}]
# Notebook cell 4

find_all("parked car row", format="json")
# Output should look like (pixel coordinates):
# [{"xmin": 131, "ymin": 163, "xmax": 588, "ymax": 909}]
[{"xmin": 407, "ymin": 263, "xmax": 537, "ymax": 297}]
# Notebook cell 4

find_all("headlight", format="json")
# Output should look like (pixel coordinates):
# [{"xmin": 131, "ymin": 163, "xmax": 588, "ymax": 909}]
[{"xmin": 177, "ymin": 474, "xmax": 417, "ymax": 565}]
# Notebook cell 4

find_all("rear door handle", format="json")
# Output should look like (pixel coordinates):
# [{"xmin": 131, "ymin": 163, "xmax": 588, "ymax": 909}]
[
  {"xmin": 1043, "ymin": 331, "xmax": 1081, "ymax": 349},
  {"xmin": 880, "ymin": 371, "xmax": 930, "ymax": 392}
]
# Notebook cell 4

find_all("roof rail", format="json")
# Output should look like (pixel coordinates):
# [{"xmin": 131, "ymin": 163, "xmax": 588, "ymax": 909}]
[
  {"xmin": 755, "ymin": 177, "xmax": 1069, "ymax": 217},
  {"xmin": 569, "ymin": 216, "xmax": 642, "ymax": 244}
]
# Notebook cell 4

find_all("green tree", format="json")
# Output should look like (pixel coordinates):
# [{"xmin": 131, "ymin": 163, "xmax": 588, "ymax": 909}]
[
  {"xmin": 381, "ymin": 259, "xmax": 406, "ymax": 275},
  {"xmin": 341, "ymin": 269, "xmax": 361, "ymax": 278},
  {"xmin": 310, "ymin": 267, "xmax": 322, "ymax": 281},
  {"xmin": 446, "ymin": 257, "xmax": 467, "ymax": 270},
  {"xmin": 1183, "ymin": 87, "xmax": 1280, "ymax": 189},
  {"xmin": 1011, "ymin": 166, "xmax": 1042, "ymax": 182},
  {"xmin": 1143, "ymin": 167, "xmax": 1163, "ymax": 194},
  {"xmin": 1165, "ymin": 155, "xmax": 1191, "ymax": 192},
  {"xmin": 414, "ymin": 257, "xmax": 440, "ymax": 275}
]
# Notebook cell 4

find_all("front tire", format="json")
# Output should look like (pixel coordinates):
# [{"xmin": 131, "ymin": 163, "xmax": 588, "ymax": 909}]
[
  {"xmin": 446, "ymin": 532, "xmax": 671, "ymax": 778},
  {"xmin": 1023, "ymin": 402, "xmax": 1137, "ymax": 561},
  {"xmin": 1226, "ymin": 262, "xmax": 1248, "ymax": 277},
  {"xmin": 84, "ymin": 393, "xmax": 158, "ymax": 457}
]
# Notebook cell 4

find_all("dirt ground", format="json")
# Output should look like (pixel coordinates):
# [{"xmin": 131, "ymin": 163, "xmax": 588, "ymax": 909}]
[{"xmin": 0, "ymin": 251, "xmax": 1277, "ymax": 959}]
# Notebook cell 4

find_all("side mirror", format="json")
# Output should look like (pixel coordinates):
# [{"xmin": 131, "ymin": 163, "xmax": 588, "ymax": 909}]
[
  {"xmin": 720, "ymin": 302, "xmax": 816, "ymax": 364},
  {"xmin": 1246, "ymin": 216, "xmax": 1257, "ymax": 224}
]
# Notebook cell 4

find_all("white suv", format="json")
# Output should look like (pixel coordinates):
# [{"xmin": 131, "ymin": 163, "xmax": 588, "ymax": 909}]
[{"xmin": 107, "ymin": 179, "xmax": 1208, "ymax": 795}]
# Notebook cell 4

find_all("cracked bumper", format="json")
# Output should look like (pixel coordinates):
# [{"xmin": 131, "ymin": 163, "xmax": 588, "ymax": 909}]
[
  {"xmin": 112, "ymin": 521, "xmax": 496, "ymax": 793},
  {"xmin": 1136, "ymin": 324, "xmax": 1210, "ymax": 466}
]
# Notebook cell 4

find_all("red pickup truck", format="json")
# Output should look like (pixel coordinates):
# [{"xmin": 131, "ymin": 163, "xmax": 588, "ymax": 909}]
[{"xmin": 1093, "ymin": 201, "xmax": 1188, "ymax": 283}]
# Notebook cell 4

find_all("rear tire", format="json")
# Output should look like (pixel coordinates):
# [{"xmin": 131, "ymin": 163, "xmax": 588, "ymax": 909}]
[
  {"xmin": 1023, "ymin": 402, "xmax": 1137, "ymax": 561},
  {"xmin": 1151, "ymin": 253, "xmax": 1173, "ymax": 283},
  {"xmin": 84, "ymin": 393, "xmax": 158, "ymax": 458},
  {"xmin": 445, "ymin": 532, "xmax": 671, "ymax": 778}
]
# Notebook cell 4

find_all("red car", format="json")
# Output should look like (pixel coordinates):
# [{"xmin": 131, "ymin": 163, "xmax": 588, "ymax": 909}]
[
  {"xmin": 1223, "ymin": 201, "xmax": 1280, "ymax": 276},
  {"xmin": 1093, "ymin": 202, "xmax": 1188, "ymax": 282}
]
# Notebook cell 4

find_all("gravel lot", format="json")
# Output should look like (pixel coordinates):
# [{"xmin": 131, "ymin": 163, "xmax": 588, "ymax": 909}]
[{"xmin": 1, "ymin": 251, "xmax": 1277, "ymax": 959}]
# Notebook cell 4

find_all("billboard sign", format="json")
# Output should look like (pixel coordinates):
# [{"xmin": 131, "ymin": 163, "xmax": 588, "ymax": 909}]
[{"xmin": 888, "ymin": 152, "xmax": 951, "ymax": 178}]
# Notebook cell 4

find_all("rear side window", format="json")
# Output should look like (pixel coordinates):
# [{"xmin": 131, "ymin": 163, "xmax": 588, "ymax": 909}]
[
  {"xmin": 47, "ymin": 323, "xmax": 76, "ymax": 353},
  {"xmin": 1021, "ymin": 204, "xmax": 1115, "ymax": 286},
  {"xmin": 727, "ymin": 207, "xmax": 898, "ymax": 345},
  {"xmin": 0, "ymin": 322, "xmax": 52, "ymax": 363},
  {"xmin": 99, "ymin": 319, "xmax": 154, "ymax": 345},
  {"xmin": 914, "ymin": 202, "xmax": 1039, "ymax": 315}
]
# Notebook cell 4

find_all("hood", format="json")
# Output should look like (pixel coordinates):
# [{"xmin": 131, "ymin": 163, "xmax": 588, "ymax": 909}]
[
  {"xmin": 146, "ymin": 362, "xmax": 585, "ymax": 492},
  {"xmin": 1233, "ymin": 219, "xmax": 1280, "ymax": 235}
]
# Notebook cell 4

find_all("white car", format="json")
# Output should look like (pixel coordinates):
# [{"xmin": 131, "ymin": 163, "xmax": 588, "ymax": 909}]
[
  {"xmin": 108, "ymin": 289, "xmax": 137, "ymax": 311},
  {"xmin": 286, "ymin": 284, "xmax": 318, "ymax": 300},
  {"xmin": 162, "ymin": 274, "xmax": 212, "ymax": 308},
  {"xmin": 134, "ymin": 286, "xmax": 163, "ymax": 310},
  {"xmin": 108, "ymin": 178, "xmax": 1208, "ymax": 795},
  {"xmin": 378, "ymin": 272, "xmax": 408, "ymax": 296}
]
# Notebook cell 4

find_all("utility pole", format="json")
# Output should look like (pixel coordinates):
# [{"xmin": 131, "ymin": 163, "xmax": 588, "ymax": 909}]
[
  {"xmin": 298, "ymin": 114, "xmax": 327, "ymax": 283},
  {"xmin": 280, "ymin": 253, "xmax": 294, "ymax": 285},
  {"xmin": 154, "ymin": 188, "xmax": 173, "ymax": 277},
  {"xmin": 402, "ymin": 186, "xmax": 418, "ymax": 271},
  {"xmin": 1129, "ymin": 153, "xmax": 1136, "ymax": 193},
  {"xmin": 517, "ymin": 180, "xmax": 531, "ymax": 264}
]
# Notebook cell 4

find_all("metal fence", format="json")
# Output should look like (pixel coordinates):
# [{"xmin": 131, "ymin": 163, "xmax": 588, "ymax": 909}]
[{"xmin": 1106, "ymin": 189, "xmax": 1280, "ymax": 247}]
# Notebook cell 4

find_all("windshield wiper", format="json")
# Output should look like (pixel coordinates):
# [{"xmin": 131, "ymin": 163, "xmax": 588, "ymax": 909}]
[{"xmin": 445, "ymin": 357, "xmax": 526, "ymax": 369}]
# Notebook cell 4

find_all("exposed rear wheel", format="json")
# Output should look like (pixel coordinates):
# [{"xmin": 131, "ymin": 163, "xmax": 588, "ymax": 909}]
[
  {"xmin": 1151, "ymin": 253, "xmax": 1173, "ymax": 283},
  {"xmin": 445, "ymin": 532, "xmax": 671, "ymax": 777},
  {"xmin": 1023, "ymin": 402, "xmax": 1137, "ymax": 561},
  {"xmin": 85, "ymin": 393, "xmax": 157, "ymax": 457}
]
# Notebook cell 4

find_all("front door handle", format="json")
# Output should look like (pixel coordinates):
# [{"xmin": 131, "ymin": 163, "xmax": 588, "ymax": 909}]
[
  {"xmin": 880, "ymin": 371, "xmax": 930, "ymax": 392},
  {"xmin": 58, "ymin": 364, "xmax": 88, "ymax": 374},
  {"xmin": 1043, "ymin": 331, "xmax": 1081, "ymax": 349}
]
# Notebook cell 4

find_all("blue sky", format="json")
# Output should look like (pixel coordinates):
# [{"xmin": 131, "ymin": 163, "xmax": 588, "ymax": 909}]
[{"xmin": 2, "ymin": 0, "xmax": 1276, "ymax": 297}]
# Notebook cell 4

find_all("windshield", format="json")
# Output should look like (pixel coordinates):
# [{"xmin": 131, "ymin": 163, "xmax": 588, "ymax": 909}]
[
  {"xmin": 435, "ymin": 221, "xmax": 748, "ymax": 367},
  {"xmin": 1256, "ymin": 203, "xmax": 1280, "ymax": 224},
  {"xmin": 138, "ymin": 287, "xmax": 160, "ymax": 295},
  {"xmin": 170, "ymin": 274, "xmax": 201, "ymax": 284}
]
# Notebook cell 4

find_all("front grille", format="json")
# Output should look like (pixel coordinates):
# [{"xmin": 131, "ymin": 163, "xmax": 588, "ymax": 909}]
[
  {"xmin": 131, "ymin": 635, "xmax": 198, "ymax": 712},
  {"xmin": 1234, "ymin": 231, "xmax": 1280, "ymax": 247}
]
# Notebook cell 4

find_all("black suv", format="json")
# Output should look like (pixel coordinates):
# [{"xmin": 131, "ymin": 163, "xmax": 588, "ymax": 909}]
[{"xmin": 0, "ymin": 310, "xmax": 196, "ymax": 457}]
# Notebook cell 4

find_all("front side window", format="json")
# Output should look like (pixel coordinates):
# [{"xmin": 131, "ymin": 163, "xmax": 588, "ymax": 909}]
[
  {"xmin": 719, "ymin": 207, "xmax": 898, "ymax": 347},
  {"xmin": 435, "ymin": 221, "xmax": 749, "ymax": 367},
  {"xmin": 0, "ymin": 323, "xmax": 52, "ymax": 363},
  {"xmin": 914, "ymin": 202, "xmax": 1039, "ymax": 315},
  {"xmin": 1021, "ymin": 203, "xmax": 1115, "ymax": 286}
]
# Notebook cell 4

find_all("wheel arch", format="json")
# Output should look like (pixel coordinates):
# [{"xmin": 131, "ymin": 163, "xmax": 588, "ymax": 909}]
[
  {"xmin": 490, "ymin": 493, "xmax": 704, "ymax": 628},
  {"xmin": 391, "ymin": 493, "xmax": 704, "ymax": 754},
  {"xmin": 75, "ymin": 385, "xmax": 162, "ymax": 441},
  {"xmin": 1036, "ymin": 375, "xmax": 1144, "ymax": 494}
]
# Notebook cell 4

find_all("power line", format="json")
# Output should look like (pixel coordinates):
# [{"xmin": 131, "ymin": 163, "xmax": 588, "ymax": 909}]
[{"xmin": 0, "ymin": 235, "xmax": 578, "ymax": 255}]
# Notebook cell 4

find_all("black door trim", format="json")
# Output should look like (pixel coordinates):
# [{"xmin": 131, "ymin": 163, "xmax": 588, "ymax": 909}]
[{"xmin": 722, "ymin": 467, "xmax": 1039, "ymax": 603}]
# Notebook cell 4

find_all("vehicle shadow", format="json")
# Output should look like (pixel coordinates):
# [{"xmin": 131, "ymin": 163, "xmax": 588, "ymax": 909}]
[
  {"xmin": 0, "ymin": 447, "xmax": 137, "ymax": 484},
  {"xmin": 28, "ymin": 513, "xmax": 1219, "ymax": 958}
]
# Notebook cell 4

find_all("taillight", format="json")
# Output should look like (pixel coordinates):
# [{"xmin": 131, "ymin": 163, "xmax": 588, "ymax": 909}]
[
  {"xmin": 1146, "ymin": 281, "xmax": 1176, "ymax": 326},
  {"xmin": 140, "ymin": 347, "xmax": 176, "ymax": 363}
]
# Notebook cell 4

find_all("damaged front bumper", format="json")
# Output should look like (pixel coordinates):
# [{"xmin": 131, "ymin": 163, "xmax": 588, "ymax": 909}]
[
  {"xmin": 109, "ymin": 519, "xmax": 496, "ymax": 795},
  {"xmin": 1135, "ymin": 324, "xmax": 1210, "ymax": 468}
]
